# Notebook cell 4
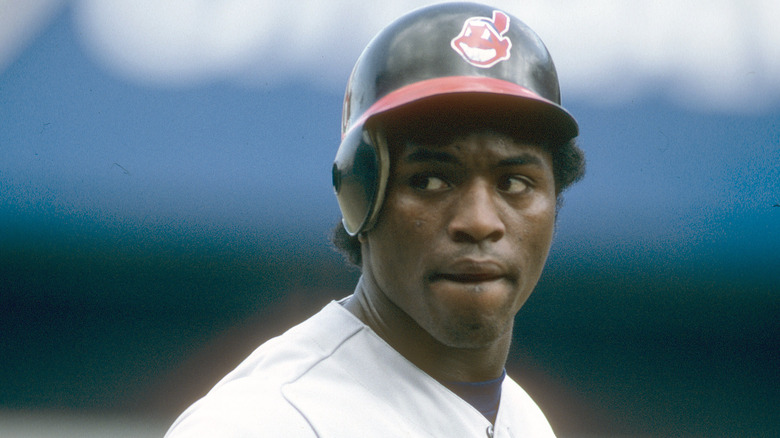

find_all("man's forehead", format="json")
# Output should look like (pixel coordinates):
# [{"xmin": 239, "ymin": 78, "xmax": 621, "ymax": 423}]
[
  {"xmin": 397, "ymin": 131, "xmax": 550, "ymax": 164},
  {"xmin": 383, "ymin": 111, "xmax": 550, "ymax": 146}
]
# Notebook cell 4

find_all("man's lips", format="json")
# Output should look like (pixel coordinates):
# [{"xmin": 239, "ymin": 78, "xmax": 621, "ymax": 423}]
[
  {"xmin": 430, "ymin": 260, "xmax": 509, "ymax": 284},
  {"xmin": 435, "ymin": 273, "xmax": 504, "ymax": 283}
]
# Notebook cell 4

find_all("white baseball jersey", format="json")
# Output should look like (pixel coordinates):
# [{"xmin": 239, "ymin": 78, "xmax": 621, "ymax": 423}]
[{"xmin": 165, "ymin": 299, "xmax": 557, "ymax": 437}]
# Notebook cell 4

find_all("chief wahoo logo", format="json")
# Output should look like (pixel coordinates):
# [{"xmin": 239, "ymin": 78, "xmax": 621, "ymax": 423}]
[{"xmin": 450, "ymin": 10, "xmax": 512, "ymax": 68}]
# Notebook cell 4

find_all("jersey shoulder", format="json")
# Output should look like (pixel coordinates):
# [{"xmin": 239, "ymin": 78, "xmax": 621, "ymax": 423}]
[
  {"xmin": 165, "ymin": 302, "xmax": 363, "ymax": 437},
  {"xmin": 164, "ymin": 375, "xmax": 316, "ymax": 437}
]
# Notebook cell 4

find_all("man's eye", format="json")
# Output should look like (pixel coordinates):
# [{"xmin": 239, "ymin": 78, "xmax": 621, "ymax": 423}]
[
  {"xmin": 410, "ymin": 175, "xmax": 448, "ymax": 191},
  {"xmin": 499, "ymin": 176, "xmax": 529, "ymax": 194}
]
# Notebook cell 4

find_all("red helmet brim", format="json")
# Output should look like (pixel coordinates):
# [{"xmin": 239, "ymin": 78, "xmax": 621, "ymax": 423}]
[{"xmin": 346, "ymin": 76, "xmax": 578, "ymax": 142}]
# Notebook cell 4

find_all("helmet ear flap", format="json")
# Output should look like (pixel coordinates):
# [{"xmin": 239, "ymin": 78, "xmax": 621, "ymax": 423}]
[{"xmin": 332, "ymin": 126, "xmax": 390, "ymax": 236}]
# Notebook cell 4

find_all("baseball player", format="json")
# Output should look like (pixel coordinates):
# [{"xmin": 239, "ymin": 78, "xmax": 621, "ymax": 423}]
[{"xmin": 166, "ymin": 2, "xmax": 585, "ymax": 437}]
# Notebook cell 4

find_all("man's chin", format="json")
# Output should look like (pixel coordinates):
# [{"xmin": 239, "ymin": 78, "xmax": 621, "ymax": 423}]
[{"xmin": 431, "ymin": 314, "xmax": 512, "ymax": 350}]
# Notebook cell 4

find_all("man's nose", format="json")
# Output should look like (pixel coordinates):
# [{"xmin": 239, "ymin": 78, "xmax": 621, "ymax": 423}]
[{"xmin": 447, "ymin": 181, "xmax": 506, "ymax": 243}]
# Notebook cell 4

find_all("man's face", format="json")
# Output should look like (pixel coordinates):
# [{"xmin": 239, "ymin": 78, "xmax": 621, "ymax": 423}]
[{"xmin": 361, "ymin": 130, "xmax": 558, "ymax": 349}]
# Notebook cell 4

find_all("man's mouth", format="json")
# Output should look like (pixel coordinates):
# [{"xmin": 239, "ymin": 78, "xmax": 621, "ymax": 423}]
[
  {"xmin": 431, "ymin": 260, "xmax": 508, "ymax": 284},
  {"xmin": 434, "ymin": 272, "xmax": 505, "ymax": 284}
]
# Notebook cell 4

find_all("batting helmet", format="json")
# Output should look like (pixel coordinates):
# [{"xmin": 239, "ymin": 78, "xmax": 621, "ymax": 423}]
[{"xmin": 332, "ymin": 2, "xmax": 578, "ymax": 235}]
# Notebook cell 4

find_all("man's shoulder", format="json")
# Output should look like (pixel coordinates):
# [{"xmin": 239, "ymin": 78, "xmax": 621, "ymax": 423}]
[
  {"xmin": 165, "ymin": 301, "xmax": 362, "ymax": 437},
  {"xmin": 164, "ymin": 372, "xmax": 316, "ymax": 437},
  {"xmin": 223, "ymin": 301, "xmax": 362, "ymax": 383}
]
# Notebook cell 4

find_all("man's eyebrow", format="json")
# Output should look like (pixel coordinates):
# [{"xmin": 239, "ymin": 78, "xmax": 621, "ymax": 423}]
[
  {"xmin": 497, "ymin": 153, "xmax": 544, "ymax": 167},
  {"xmin": 403, "ymin": 148, "xmax": 460, "ymax": 164}
]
